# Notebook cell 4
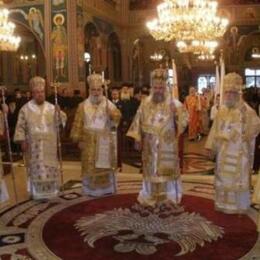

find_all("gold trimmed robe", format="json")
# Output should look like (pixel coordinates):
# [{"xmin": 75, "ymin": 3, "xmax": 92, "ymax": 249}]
[
  {"xmin": 127, "ymin": 95, "xmax": 188, "ymax": 206},
  {"xmin": 206, "ymin": 103, "xmax": 260, "ymax": 214},
  {"xmin": 70, "ymin": 97, "xmax": 121, "ymax": 196},
  {"xmin": 14, "ymin": 100, "xmax": 67, "ymax": 200}
]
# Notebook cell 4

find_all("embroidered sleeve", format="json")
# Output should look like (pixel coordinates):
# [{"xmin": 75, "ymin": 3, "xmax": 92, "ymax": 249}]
[
  {"xmin": 176, "ymin": 105, "xmax": 189, "ymax": 135},
  {"xmin": 59, "ymin": 110, "xmax": 67, "ymax": 128},
  {"xmin": 14, "ymin": 108, "xmax": 27, "ymax": 142},
  {"xmin": 108, "ymin": 101, "xmax": 121, "ymax": 126},
  {"xmin": 70, "ymin": 103, "xmax": 84, "ymax": 142},
  {"xmin": 205, "ymin": 113, "xmax": 218, "ymax": 152}
]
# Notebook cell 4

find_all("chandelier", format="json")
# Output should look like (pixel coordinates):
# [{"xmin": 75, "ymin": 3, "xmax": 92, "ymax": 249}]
[
  {"xmin": 150, "ymin": 52, "xmax": 163, "ymax": 62},
  {"xmin": 176, "ymin": 40, "xmax": 218, "ymax": 54},
  {"xmin": 197, "ymin": 53, "xmax": 215, "ymax": 60},
  {"xmin": 0, "ymin": 8, "xmax": 21, "ymax": 51},
  {"xmin": 146, "ymin": 0, "xmax": 228, "ymax": 54}
]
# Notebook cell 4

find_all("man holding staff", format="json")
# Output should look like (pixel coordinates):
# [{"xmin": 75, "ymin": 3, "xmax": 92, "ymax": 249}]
[{"xmin": 14, "ymin": 76, "xmax": 67, "ymax": 200}]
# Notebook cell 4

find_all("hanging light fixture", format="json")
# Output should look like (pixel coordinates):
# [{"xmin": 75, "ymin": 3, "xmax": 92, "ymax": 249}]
[
  {"xmin": 146, "ymin": 0, "xmax": 228, "ymax": 54},
  {"xmin": 252, "ymin": 47, "xmax": 260, "ymax": 59},
  {"xmin": 150, "ymin": 52, "xmax": 164, "ymax": 62},
  {"xmin": 197, "ymin": 53, "xmax": 215, "ymax": 60},
  {"xmin": 176, "ymin": 40, "xmax": 218, "ymax": 54},
  {"xmin": 0, "ymin": 8, "xmax": 21, "ymax": 51}
]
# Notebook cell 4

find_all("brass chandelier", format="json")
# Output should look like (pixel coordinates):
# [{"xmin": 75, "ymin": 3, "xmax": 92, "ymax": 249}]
[
  {"xmin": 0, "ymin": 8, "xmax": 21, "ymax": 51},
  {"xmin": 146, "ymin": 0, "xmax": 228, "ymax": 54}
]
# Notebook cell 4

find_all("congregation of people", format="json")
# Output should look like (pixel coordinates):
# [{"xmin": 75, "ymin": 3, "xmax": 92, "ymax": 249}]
[{"xmin": 0, "ymin": 70, "xmax": 260, "ymax": 220}]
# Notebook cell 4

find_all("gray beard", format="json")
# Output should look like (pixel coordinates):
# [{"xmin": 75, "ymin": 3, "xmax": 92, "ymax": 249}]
[
  {"xmin": 225, "ymin": 99, "xmax": 237, "ymax": 108},
  {"xmin": 152, "ymin": 93, "xmax": 165, "ymax": 103},
  {"xmin": 90, "ymin": 95, "xmax": 102, "ymax": 105}
]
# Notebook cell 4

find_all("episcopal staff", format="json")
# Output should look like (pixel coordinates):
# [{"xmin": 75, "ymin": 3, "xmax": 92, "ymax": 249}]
[
  {"xmin": 0, "ymin": 107, "xmax": 9, "ymax": 206},
  {"xmin": 71, "ymin": 73, "xmax": 121, "ymax": 197},
  {"xmin": 14, "ymin": 77, "xmax": 67, "ymax": 200}
]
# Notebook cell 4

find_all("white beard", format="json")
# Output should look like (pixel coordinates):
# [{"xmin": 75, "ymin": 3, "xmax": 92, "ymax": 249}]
[
  {"xmin": 224, "ymin": 98, "xmax": 239, "ymax": 108},
  {"xmin": 90, "ymin": 95, "xmax": 103, "ymax": 105}
]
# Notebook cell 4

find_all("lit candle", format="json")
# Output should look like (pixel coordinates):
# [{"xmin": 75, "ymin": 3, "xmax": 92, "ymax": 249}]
[{"xmin": 102, "ymin": 71, "xmax": 105, "ymax": 83}]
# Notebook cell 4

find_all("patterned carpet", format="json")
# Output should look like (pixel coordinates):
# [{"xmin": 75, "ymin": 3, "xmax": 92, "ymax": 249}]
[{"xmin": 0, "ymin": 180, "xmax": 259, "ymax": 260}]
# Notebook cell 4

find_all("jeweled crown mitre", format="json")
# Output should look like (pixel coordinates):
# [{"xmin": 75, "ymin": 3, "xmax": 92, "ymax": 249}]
[
  {"xmin": 87, "ymin": 73, "xmax": 103, "ymax": 88},
  {"xmin": 151, "ymin": 67, "xmax": 168, "ymax": 87},
  {"xmin": 223, "ymin": 73, "xmax": 243, "ymax": 92}
]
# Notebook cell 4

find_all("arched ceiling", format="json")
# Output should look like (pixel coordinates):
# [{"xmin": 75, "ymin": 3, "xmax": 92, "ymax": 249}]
[{"xmin": 129, "ymin": 0, "xmax": 260, "ymax": 10}]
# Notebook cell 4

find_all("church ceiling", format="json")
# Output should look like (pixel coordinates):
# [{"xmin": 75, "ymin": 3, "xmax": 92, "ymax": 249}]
[{"xmin": 129, "ymin": 0, "xmax": 260, "ymax": 10}]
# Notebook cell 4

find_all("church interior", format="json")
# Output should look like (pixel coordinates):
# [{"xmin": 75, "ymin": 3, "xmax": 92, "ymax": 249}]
[{"xmin": 0, "ymin": 0, "xmax": 260, "ymax": 259}]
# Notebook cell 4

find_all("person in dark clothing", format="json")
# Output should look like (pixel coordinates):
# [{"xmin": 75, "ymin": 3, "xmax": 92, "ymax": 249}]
[
  {"xmin": 46, "ymin": 86, "xmax": 63, "ymax": 105},
  {"xmin": 131, "ymin": 88, "xmax": 142, "ymax": 116},
  {"xmin": 128, "ymin": 83, "xmax": 135, "ymax": 98},
  {"xmin": 71, "ymin": 89, "xmax": 84, "ymax": 108},
  {"xmin": 111, "ymin": 87, "xmax": 122, "ymax": 108},
  {"xmin": 120, "ymin": 84, "xmax": 135, "ymax": 126},
  {"xmin": 60, "ymin": 88, "xmax": 72, "ymax": 110},
  {"xmin": 14, "ymin": 88, "xmax": 27, "ymax": 111},
  {"xmin": 7, "ymin": 97, "xmax": 21, "ymax": 155},
  {"xmin": 24, "ymin": 90, "xmax": 32, "ymax": 103}
]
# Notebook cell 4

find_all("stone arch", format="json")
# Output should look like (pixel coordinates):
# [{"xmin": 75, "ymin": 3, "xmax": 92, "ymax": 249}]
[
  {"xmin": 84, "ymin": 22, "xmax": 101, "ymax": 74},
  {"xmin": 238, "ymin": 32, "xmax": 260, "ymax": 66},
  {"xmin": 0, "ymin": 21, "xmax": 45, "ymax": 87},
  {"xmin": 107, "ymin": 32, "xmax": 122, "ymax": 82}
]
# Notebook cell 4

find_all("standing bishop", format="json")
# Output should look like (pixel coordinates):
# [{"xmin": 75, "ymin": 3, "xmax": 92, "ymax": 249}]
[
  {"xmin": 71, "ymin": 73, "xmax": 121, "ymax": 197},
  {"xmin": 14, "ymin": 77, "xmax": 67, "ymax": 200},
  {"xmin": 206, "ymin": 73, "xmax": 260, "ymax": 214},
  {"xmin": 127, "ymin": 68, "xmax": 188, "ymax": 206}
]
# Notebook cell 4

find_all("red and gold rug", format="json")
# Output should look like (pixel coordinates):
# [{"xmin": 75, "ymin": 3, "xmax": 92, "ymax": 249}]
[{"xmin": 0, "ymin": 185, "xmax": 259, "ymax": 260}]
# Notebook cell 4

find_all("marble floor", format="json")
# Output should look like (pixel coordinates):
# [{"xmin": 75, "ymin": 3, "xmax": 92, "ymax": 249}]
[{"xmin": 1, "ymin": 137, "xmax": 258, "ymax": 210}]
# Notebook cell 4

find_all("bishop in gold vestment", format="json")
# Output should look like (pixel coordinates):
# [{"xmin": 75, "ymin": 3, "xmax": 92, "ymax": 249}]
[
  {"xmin": 71, "ymin": 74, "xmax": 121, "ymax": 197},
  {"xmin": 127, "ymin": 68, "xmax": 188, "ymax": 206},
  {"xmin": 0, "ymin": 110, "xmax": 9, "ymax": 206},
  {"xmin": 206, "ymin": 73, "xmax": 260, "ymax": 214},
  {"xmin": 14, "ymin": 77, "xmax": 67, "ymax": 200}
]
